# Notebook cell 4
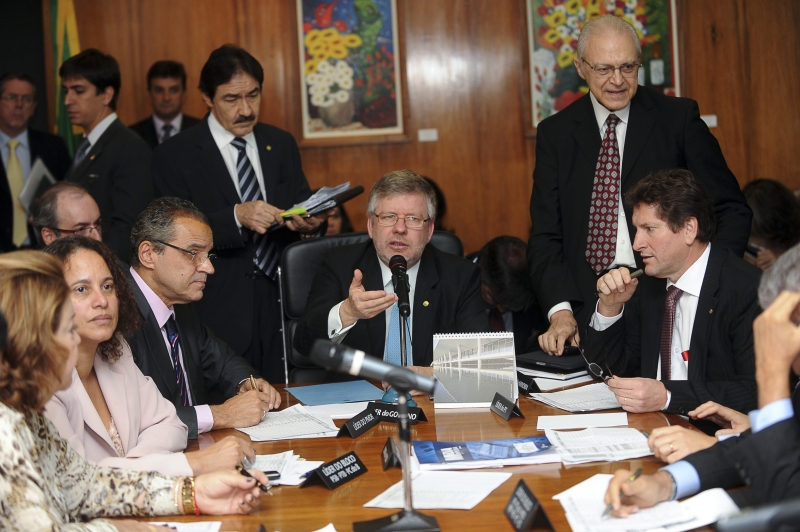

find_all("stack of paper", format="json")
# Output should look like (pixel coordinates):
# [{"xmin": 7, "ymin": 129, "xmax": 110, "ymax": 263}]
[
  {"xmin": 544, "ymin": 427, "xmax": 651, "ymax": 464},
  {"xmin": 553, "ymin": 474, "xmax": 739, "ymax": 532},
  {"xmin": 533, "ymin": 374, "xmax": 594, "ymax": 391},
  {"xmin": 517, "ymin": 366, "xmax": 588, "ymax": 380},
  {"xmin": 290, "ymin": 181, "xmax": 350, "ymax": 214},
  {"xmin": 412, "ymin": 435, "xmax": 560, "ymax": 471},
  {"xmin": 237, "ymin": 404, "xmax": 338, "ymax": 441},
  {"xmin": 363, "ymin": 471, "xmax": 512, "ymax": 510},
  {"xmin": 252, "ymin": 450, "xmax": 324, "ymax": 486},
  {"xmin": 530, "ymin": 382, "xmax": 621, "ymax": 412}
]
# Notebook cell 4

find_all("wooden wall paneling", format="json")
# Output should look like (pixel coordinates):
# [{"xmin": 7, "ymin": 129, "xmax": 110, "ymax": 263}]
[
  {"xmin": 743, "ymin": 0, "xmax": 800, "ymax": 188},
  {"xmin": 677, "ymin": 0, "xmax": 751, "ymax": 186}
]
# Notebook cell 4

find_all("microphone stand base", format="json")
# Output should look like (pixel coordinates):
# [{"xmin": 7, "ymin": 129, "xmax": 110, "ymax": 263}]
[
  {"xmin": 353, "ymin": 509, "xmax": 440, "ymax": 532},
  {"xmin": 381, "ymin": 388, "xmax": 417, "ymax": 408}
]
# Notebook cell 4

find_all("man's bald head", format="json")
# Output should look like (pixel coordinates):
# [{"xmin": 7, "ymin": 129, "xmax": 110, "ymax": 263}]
[{"xmin": 32, "ymin": 182, "xmax": 102, "ymax": 247}]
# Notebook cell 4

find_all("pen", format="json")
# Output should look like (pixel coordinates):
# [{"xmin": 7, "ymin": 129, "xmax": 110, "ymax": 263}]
[
  {"xmin": 601, "ymin": 467, "xmax": 643, "ymax": 519},
  {"xmin": 236, "ymin": 465, "xmax": 272, "ymax": 495},
  {"xmin": 595, "ymin": 269, "xmax": 644, "ymax": 297},
  {"xmin": 249, "ymin": 374, "xmax": 258, "ymax": 392}
]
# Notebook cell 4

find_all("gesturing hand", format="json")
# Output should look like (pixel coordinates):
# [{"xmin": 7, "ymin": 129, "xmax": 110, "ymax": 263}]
[
  {"xmin": 339, "ymin": 269, "xmax": 397, "ymax": 328},
  {"xmin": 596, "ymin": 267, "xmax": 639, "ymax": 317}
]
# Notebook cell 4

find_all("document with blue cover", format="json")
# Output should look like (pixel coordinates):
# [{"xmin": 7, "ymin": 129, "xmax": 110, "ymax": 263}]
[{"xmin": 412, "ymin": 435, "xmax": 560, "ymax": 470}]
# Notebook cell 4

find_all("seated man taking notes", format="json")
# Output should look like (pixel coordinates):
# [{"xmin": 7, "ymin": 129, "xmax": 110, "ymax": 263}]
[
  {"xmin": 605, "ymin": 244, "xmax": 800, "ymax": 512},
  {"xmin": 585, "ymin": 169, "xmax": 760, "ymax": 417},
  {"xmin": 293, "ymin": 170, "xmax": 489, "ymax": 375},
  {"xmin": 127, "ymin": 197, "xmax": 280, "ymax": 438}
]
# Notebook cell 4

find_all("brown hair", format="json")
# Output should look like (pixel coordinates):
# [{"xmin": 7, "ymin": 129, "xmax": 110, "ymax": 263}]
[
  {"xmin": 0, "ymin": 251, "xmax": 70, "ymax": 414},
  {"xmin": 45, "ymin": 236, "xmax": 140, "ymax": 362}
]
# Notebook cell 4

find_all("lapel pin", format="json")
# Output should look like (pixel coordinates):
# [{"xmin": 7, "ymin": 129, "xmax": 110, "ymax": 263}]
[
  {"xmin": 89, "ymin": 155, "xmax": 96, "ymax": 161},
  {"xmin": 709, "ymin": 309, "xmax": 713, "ymax": 314},
  {"xmin": 423, "ymin": 301, "xmax": 429, "ymax": 307},
  {"xmin": 266, "ymin": 145, "xmax": 272, "ymax": 150}
]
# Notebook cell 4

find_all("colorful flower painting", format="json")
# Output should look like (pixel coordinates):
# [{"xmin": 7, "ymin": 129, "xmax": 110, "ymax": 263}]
[
  {"xmin": 297, "ymin": 0, "xmax": 404, "ymax": 140},
  {"xmin": 526, "ymin": 0, "xmax": 679, "ymax": 127}
]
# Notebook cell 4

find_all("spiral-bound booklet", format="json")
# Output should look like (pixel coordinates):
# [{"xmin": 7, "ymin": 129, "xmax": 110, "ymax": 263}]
[{"xmin": 432, "ymin": 332, "xmax": 518, "ymax": 409}]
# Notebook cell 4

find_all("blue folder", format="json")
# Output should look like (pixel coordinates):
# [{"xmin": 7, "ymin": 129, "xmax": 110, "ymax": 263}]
[{"xmin": 287, "ymin": 380, "xmax": 385, "ymax": 406}]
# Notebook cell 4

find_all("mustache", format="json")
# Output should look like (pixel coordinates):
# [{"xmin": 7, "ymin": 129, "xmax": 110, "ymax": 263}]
[{"xmin": 234, "ymin": 114, "xmax": 256, "ymax": 124}]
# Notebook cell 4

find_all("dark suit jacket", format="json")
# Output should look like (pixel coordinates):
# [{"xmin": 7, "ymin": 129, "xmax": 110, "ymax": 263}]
[
  {"xmin": 129, "ymin": 114, "xmax": 200, "ymax": 150},
  {"xmin": 65, "ymin": 117, "xmax": 153, "ymax": 261},
  {"xmin": 584, "ymin": 246, "xmax": 761, "ymax": 415},
  {"xmin": 126, "ymin": 271, "xmax": 257, "ymax": 439},
  {"xmin": 152, "ymin": 118, "xmax": 311, "ymax": 356},
  {"xmin": 683, "ymin": 387, "xmax": 800, "ymax": 508},
  {"xmin": 528, "ymin": 86, "xmax": 752, "ymax": 327},
  {"xmin": 293, "ymin": 240, "xmax": 490, "ymax": 366},
  {"xmin": 1, "ymin": 129, "xmax": 71, "ymax": 252}
]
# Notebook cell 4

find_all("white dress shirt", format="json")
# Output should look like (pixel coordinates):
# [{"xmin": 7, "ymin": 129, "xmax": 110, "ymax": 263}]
[
  {"xmin": 327, "ymin": 256, "xmax": 421, "ymax": 364},
  {"xmin": 152, "ymin": 113, "xmax": 184, "ymax": 144},
  {"xmin": 548, "ymin": 92, "xmax": 636, "ymax": 320},
  {"xmin": 85, "ymin": 112, "xmax": 118, "ymax": 147},
  {"xmin": 206, "ymin": 112, "xmax": 266, "ymax": 229}
]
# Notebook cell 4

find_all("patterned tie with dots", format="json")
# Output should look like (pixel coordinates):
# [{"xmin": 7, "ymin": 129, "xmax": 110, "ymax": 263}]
[{"xmin": 586, "ymin": 113, "xmax": 621, "ymax": 275}]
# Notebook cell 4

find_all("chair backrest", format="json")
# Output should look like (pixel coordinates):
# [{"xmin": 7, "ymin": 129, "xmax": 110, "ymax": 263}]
[{"xmin": 278, "ymin": 231, "xmax": 464, "ymax": 380}]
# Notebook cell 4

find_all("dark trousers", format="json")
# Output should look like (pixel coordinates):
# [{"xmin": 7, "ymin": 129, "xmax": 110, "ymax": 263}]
[{"xmin": 244, "ymin": 274, "xmax": 285, "ymax": 383}]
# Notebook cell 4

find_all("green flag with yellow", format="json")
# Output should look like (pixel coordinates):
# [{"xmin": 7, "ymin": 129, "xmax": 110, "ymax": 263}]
[{"xmin": 50, "ymin": 0, "xmax": 81, "ymax": 155}]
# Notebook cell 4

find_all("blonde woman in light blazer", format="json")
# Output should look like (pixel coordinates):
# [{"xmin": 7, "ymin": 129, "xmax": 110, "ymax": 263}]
[{"xmin": 44, "ymin": 236, "xmax": 254, "ymax": 476}]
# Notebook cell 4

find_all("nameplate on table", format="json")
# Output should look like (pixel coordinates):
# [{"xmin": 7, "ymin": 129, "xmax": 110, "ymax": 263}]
[
  {"xmin": 504, "ymin": 479, "xmax": 553, "ymax": 531},
  {"xmin": 517, "ymin": 372, "xmax": 540, "ymax": 394},
  {"xmin": 368, "ymin": 401, "xmax": 428, "ymax": 424},
  {"xmin": 337, "ymin": 407, "xmax": 380, "ymax": 438},
  {"xmin": 490, "ymin": 392, "xmax": 525, "ymax": 420},
  {"xmin": 300, "ymin": 451, "xmax": 367, "ymax": 490},
  {"xmin": 380, "ymin": 437, "xmax": 402, "ymax": 470}
]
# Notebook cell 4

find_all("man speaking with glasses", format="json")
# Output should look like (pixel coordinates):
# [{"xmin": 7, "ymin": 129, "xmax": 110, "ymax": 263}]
[
  {"xmin": 294, "ymin": 170, "xmax": 489, "ymax": 373},
  {"xmin": 127, "ymin": 197, "xmax": 281, "ymax": 439},
  {"xmin": 528, "ymin": 15, "xmax": 751, "ymax": 359}
]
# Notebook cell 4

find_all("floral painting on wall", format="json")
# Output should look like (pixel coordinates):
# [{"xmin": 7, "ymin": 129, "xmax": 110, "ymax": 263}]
[
  {"xmin": 296, "ymin": 0, "xmax": 403, "ymax": 140},
  {"xmin": 526, "ymin": 0, "xmax": 679, "ymax": 127}
]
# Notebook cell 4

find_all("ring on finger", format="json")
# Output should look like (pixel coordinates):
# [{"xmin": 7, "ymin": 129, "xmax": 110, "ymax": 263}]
[
  {"xmin": 669, "ymin": 443, "xmax": 674, "ymax": 451},
  {"xmin": 623, "ymin": 397, "xmax": 627, "ymax": 406}
]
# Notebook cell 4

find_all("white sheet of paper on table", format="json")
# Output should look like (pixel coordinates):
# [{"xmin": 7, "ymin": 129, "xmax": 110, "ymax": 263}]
[
  {"xmin": 363, "ymin": 471, "xmax": 512, "ymax": 510},
  {"xmin": 537, "ymin": 412, "xmax": 628, "ymax": 430},
  {"xmin": 311, "ymin": 524, "xmax": 339, "ymax": 532},
  {"xmin": 148, "ymin": 523, "xmax": 221, "ymax": 532},
  {"xmin": 236, "ymin": 404, "xmax": 338, "ymax": 441},
  {"xmin": 304, "ymin": 402, "xmax": 371, "ymax": 419},
  {"xmin": 545, "ymin": 427, "xmax": 652, "ymax": 463}
]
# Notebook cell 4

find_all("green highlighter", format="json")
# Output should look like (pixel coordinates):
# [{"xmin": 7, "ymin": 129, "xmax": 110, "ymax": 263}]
[{"xmin": 280, "ymin": 207, "xmax": 308, "ymax": 218}]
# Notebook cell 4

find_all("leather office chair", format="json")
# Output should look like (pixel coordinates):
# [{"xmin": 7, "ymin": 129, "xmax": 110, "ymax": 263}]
[{"xmin": 278, "ymin": 231, "xmax": 464, "ymax": 383}]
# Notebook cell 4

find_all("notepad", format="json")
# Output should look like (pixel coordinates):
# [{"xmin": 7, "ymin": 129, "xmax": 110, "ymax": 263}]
[
  {"xmin": 237, "ymin": 404, "xmax": 338, "ymax": 441},
  {"xmin": 529, "ymin": 382, "xmax": 621, "ymax": 412},
  {"xmin": 363, "ymin": 471, "xmax": 512, "ymax": 510},
  {"xmin": 287, "ymin": 380, "xmax": 384, "ymax": 406}
]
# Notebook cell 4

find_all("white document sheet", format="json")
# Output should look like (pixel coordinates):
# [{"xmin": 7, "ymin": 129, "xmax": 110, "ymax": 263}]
[
  {"xmin": 252, "ymin": 450, "xmax": 293, "ymax": 473},
  {"xmin": 560, "ymin": 494, "xmax": 693, "ymax": 532},
  {"xmin": 517, "ymin": 367, "xmax": 589, "ymax": 380},
  {"xmin": 148, "ymin": 523, "xmax": 221, "ymax": 532},
  {"xmin": 530, "ymin": 382, "xmax": 622, "ymax": 412},
  {"xmin": 533, "ymin": 374, "xmax": 594, "ymax": 391},
  {"xmin": 545, "ymin": 427, "xmax": 652, "ymax": 463},
  {"xmin": 304, "ymin": 402, "xmax": 370, "ymax": 419},
  {"xmin": 660, "ymin": 488, "xmax": 739, "ymax": 531},
  {"xmin": 537, "ymin": 412, "xmax": 628, "ymax": 430},
  {"xmin": 311, "ymin": 525, "xmax": 339, "ymax": 532},
  {"xmin": 363, "ymin": 471, "xmax": 512, "ymax": 510},
  {"xmin": 280, "ymin": 459, "xmax": 324, "ymax": 486},
  {"xmin": 236, "ymin": 404, "xmax": 338, "ymax": 441}
]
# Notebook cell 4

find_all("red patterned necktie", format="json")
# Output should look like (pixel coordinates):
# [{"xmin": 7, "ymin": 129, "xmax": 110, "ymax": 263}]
[
  {"xmin": 660, "ymin": 286, "xmax": 683, "ymax": 381},
  {"xmin": 586, "ymin": 113, "xmax": 621, "ymax": 274}
]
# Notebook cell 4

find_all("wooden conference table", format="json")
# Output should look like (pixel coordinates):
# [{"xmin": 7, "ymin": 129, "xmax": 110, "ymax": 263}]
[{"xmin": 138, "ymin": 382, "xmax": 708, "ymax": 532}]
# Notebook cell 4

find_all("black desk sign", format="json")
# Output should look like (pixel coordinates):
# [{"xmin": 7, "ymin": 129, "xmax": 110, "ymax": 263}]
[
  {"xmin": 504, "ymin": 480, "xmax": 554, "ymax": 532},
  {"xmin": 517, "ymin": 372, "xmax": 540, "ymax": 394},
  {"xmin": 490, "ymin": 392, "xmax": 525, "ymax": 420},
  {"xmin": 300, "ymin": 451, "xmax": 367, "ymax": 490},
  {"xmin": 337, "ymin": 407, "xmax": 380, "ymax": 438},
  {"xmin": 381, "ymin": 437, "xmax": 402, "ymax": 470},
  {"xmin": 368, "ymin": 401, "xmax": 428, "ymax": 425}
]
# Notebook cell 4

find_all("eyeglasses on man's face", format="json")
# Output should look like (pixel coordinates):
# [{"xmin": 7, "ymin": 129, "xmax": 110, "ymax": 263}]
[
  {"xmin": 153, "ymin": 240, "xmax": 216, "ymax": 264},
  {"xmin": 51, "ymin": 219, "xmax": 105, "ymax": 237},
  {"xmin": 581, "ymin": 59, "xmax": 641, "ymax": 79},
  {"xmin": 372, "ymin": 212, "xmax": 430, "ymax": 230},
  {"xmin": 1, "ymin": 93, "xmax": 35, "ymax": 105}
]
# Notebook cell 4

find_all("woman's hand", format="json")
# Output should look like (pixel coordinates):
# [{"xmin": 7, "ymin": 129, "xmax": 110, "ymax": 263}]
[
  {"xmin": 688, "ymin": 401, "xmax": 750, "ymax": 436},
  {"xmin": 648, "ymin": 426, "xmax": 717, "ymax": 464},
  {"xmin": 185, "ymin": 436, "xmax": 254, "ymax": 475},
  {"xmin": 194, "ymin": 469, "xmax": 270, "ymax": 515}
]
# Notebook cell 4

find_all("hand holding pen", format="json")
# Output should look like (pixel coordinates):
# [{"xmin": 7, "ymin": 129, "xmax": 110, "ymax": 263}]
[
  {"xmin": 236, "ymin": 465, "xmax": 273, "ymax": 496},
  {"xmin": 602, "ymin": 467, "xmax": 643, "ymax": 518}
]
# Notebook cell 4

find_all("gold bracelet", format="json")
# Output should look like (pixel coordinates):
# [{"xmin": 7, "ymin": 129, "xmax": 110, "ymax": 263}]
[
  {"xmin": 181, "ymin": 476, "xmax": 196, "ymax": 516},
  {"xmin": 299, "ymin": 232, "xmax": 317, "ymax": 239},
  {"xmin": 173, "ymin": 477, "xmax": 184, "ymax": 513}
]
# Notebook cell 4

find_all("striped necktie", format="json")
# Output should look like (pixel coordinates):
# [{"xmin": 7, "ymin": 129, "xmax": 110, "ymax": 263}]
[
  {"xmin": 230, "ymin": 137, "xmax": 280, "ymax": 279},
  {"xmin": 164, "ymin": 316, "xmax": 191, "ymax": 406}
]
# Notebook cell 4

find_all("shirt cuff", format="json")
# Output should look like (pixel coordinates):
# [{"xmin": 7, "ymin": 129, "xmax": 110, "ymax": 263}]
[
  {"xmin": 749, "ymin": 397, "xmax": 794, "ymax": 433},
  {"xmin": 195, "ymin": 405, "xmax": 214, "ymax": 434},
  {"xmin": 233, "ymin": 205, "xmax": 242, "ymax": 229},
  {"xmin": 589, "ymin": 300, "xmax": 624, "ymax": 331},
  {"xmin": 547, "ymin": 301, "xmax": 573, "ymax": 321},
  {"xmin": 661, "ymin": 461, "xmax": 701, "ymax": 500},
  {"xmin": 662, "ymin": 389, "xmax": 671, "ymax": 410},
  {"xmin": 328, "ymin": 301, "xmax": 356, "ymax": 342}
]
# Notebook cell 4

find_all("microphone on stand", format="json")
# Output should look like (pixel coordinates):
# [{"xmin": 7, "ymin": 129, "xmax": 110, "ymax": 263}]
[{"xmin": 389, "ymin": 255, "xmax": 410, "ymax": 318}]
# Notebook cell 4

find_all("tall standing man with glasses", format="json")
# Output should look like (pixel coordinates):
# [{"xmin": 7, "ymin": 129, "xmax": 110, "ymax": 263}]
[
  {"xmin": 0, "ymin": 72, "xmax": 71, "ymax": 252},
  {"xmin": 528, "ymin": 15, "xmax": 751, "ymax": 357},
  {"xmin": 294, "ymin": 170, "xmax": 489, "ymax": 375}
]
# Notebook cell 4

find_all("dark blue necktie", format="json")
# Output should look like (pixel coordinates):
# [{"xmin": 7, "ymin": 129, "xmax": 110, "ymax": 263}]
[
  {"xmin": 164, "ymin": 316, "xmax": 190, "ymax": 407},
  {"xmin": 230, "ymin": 137, "xmax": 280, "ymax": 279}
]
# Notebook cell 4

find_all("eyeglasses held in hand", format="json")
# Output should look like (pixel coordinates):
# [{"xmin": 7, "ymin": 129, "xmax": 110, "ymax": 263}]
[
  {"xmin": 576, "ymin": 343, "xmax": 613, "ymax": 383},
  {"xmin": 372, "ymin": 212, "xmax": 430, "ymax": 230},
  {"xmin": 153, "ymin": 240, "xmax": 216, "ymax": 264}
]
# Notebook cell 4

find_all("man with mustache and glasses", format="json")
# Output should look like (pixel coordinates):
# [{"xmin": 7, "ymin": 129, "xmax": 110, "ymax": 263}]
[
  {"xmin": 153, "ymin": 45, "xmax": 329, "ymax": 383},
  {"xmin": 294, "ymin": 170, "xmax": 489, "ymax": 376}
]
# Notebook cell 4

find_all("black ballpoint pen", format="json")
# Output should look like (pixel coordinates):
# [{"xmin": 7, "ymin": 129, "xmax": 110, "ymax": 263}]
[
  {"xmin": 595, "ymin": 268, "xmax": 644, "ymax": 296},
  {"xmin": 236, "ymin": 465, "xmax": 272, "ymax": 495}
]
